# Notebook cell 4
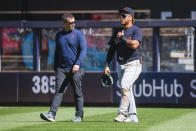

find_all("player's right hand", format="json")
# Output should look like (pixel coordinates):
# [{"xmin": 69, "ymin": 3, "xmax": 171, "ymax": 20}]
[
  {"xmin": 117, "ymin": 32, "xmax": 124, "ymax": 39},
  {"xmin": 104, "ymin": 66, "xmax": 110, "ymax": 75},
  {"xmin": 117, "ymin": 30, "xmax": 124, "ymax": 39}
]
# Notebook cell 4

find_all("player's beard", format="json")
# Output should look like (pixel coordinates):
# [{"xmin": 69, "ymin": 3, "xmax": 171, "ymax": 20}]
[
  {"xmin": 120, "ymin": 19, "xmax": 129, "ymax": 25},
  {"xmin": 121, "ymin": 19, "xmax": 133, "ymax": 29},
  {"xmin": 121, "ymin": 21, "xmax": 129, "ymax": 26}
]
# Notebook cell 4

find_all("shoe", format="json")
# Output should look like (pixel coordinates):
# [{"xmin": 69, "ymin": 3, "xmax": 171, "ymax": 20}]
[
  {"xmin": 124, "ymin": 115, "xmax": 138, "ymax": 123},
  {"xmin": 114, "ymin": 114, "xmax": 126, "ymax": 122},
  {"xmin": 40, "ymin": 112, "xmax": 55, "ymax": 122},
  {"xmin": 71, "ymin": 116, "xmax": 83, "ymax": 122}
]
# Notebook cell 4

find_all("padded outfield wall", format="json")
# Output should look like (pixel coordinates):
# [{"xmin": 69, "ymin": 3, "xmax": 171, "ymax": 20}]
[{"xmin": 0, "ymin": 72, "xmax": 196, "ymax": 105}]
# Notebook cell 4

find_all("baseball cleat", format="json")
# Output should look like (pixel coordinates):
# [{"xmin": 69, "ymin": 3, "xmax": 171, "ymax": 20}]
[
  {"xmin": 114, "ymin": 114, "xmax": 126, "ymax": 122},
  {"xmin": 123, "ymin": 115, "xmax": 138, "ymax": 123},
  {"xmin": 40, "ymin": 112, "xmax": 55, "ymax": 122}
]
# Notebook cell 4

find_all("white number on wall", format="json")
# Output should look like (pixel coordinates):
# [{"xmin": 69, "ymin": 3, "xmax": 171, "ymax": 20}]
[{"xmin": 32, "ymin": 75, "xmax": 56, "ymax": 94}]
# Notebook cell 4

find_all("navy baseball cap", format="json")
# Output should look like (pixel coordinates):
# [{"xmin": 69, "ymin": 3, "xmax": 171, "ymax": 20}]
[{"xmin": 119, "ymin": 7, "xmax": 134, "ymax": 18}]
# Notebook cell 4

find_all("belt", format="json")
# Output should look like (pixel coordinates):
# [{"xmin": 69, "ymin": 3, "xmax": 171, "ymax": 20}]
[{"xmin": 118, "ymin": 58, "xmax": 142, "ymax": 65}]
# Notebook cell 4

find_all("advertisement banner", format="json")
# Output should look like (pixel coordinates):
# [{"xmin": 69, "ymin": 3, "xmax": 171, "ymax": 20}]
[
  {"xmin": 1, "ymin": 72, "xmax": 196, "ymax": 105},
  {"xmin": 113, "ymin": 72, "xmax": 196, "ymax": 104}
]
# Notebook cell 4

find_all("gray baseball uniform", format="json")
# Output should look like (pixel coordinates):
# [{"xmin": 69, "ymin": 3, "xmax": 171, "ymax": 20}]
[{"xmin": 105, "ymin": 25, "xmax": 142, "ymax": 116}]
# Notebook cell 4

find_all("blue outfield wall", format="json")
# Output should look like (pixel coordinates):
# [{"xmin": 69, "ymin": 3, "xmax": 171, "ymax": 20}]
[
  {"xmin": 113, "ymin": 72, "xmax": 196, "ymax": 104},
  {"xmin": 0, "ymin": 72, "xmax": 196, "ymax": 105}
]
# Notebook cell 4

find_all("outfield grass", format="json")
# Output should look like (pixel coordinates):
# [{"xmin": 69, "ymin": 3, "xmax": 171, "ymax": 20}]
[{"xmin": 0, "ymin": 106, "xmax": 196, "ymax": 131}]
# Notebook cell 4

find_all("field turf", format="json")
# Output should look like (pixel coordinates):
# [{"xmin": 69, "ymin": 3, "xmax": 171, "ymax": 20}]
[{"xmin": 0, "ymin": 106, "xmax": 196, "ymax": 131}]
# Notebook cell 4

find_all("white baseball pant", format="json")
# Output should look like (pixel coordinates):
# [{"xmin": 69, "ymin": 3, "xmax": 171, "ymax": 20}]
[{"xmin": 117, "ymin": 59, "xmax": 142, "ymax": 115}]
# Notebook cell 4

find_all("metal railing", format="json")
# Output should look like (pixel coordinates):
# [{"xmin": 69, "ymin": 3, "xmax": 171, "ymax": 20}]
[{"xmin": 0, "ymin": 19, "xmax": 196, "ymax": 72}]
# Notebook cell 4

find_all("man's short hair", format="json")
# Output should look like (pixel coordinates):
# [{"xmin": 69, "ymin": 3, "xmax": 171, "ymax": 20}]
[{"xmin": 61, "ymin": 14, "xmax": 75, "ymax": 22}]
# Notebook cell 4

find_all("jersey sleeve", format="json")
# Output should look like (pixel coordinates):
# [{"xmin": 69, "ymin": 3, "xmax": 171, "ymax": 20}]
[{"xmin": 132, "ymin": 27, "xmax": 142, "ymax": 43}]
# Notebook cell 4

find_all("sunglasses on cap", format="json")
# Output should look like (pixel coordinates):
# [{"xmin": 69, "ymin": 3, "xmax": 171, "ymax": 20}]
[{"xmin": 120, "ymin": 14, "xmax": 130, "ymax": 19}]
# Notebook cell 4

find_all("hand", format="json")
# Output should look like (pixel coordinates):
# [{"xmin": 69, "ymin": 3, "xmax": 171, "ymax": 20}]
[
  {"xmin": 117, "ymin": 30, "xmax": 124, "ymax": 39},
  {"xmin": 104, "ymin": 66, "xmax": 110, "ymax": 75},
  {"xmin": 72, "ymin": 65, "xmax": 80, "ymax": 73}
]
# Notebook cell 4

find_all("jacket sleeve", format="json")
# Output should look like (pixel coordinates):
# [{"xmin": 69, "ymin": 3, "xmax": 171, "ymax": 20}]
[
  {"xmin": 53, "ymin": 34, "xmax": 58, "ymax": 71},
  {"xmin": 75, "ymin": 31, "xmax": 87, "ymax": 65}
]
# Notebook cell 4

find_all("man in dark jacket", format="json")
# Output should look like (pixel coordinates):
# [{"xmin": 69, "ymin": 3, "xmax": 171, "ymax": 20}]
[{"xmin": 40, "ymin": 14, "xmax": 87, "ymax": 122}]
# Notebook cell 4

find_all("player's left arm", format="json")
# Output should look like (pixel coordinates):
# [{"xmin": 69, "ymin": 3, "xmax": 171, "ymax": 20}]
[
  {"xmin": 125, "ymin": 39, "xmax": 140, "ymax": 49},
  {"xmin": 118, "ymin": 28, "xmax": 142, "ymax": 49}
]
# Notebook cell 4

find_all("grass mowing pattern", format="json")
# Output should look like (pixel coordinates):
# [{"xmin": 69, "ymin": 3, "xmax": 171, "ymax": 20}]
[{"xmin": 0, "ymin": 107, "xmax": 196, "ymax": 131}]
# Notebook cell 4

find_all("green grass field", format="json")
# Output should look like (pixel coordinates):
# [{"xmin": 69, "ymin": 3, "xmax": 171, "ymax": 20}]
[{"xmin": 0, "ymin": 106, "xmax": 196, "ymax": 131}]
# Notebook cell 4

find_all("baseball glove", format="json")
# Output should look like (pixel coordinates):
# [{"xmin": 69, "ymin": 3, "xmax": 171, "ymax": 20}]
[{"xmin": 100, "ymin": 73, "xmax": 113, "ymax": 87}]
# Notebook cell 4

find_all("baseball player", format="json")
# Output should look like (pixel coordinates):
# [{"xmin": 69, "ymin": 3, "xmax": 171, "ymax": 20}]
[{"xmin": 104, "ymin": 7, "xmax": 142, "ymax": 122}]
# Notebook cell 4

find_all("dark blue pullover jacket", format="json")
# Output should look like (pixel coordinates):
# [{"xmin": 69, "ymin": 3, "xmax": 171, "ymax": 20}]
[{"xmin": 54, "ymin": 28, "xmax": 87, "ymax": 71}]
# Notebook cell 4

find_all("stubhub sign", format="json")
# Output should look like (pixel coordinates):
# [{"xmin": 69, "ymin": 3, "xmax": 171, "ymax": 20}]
[
  {"xmin": 113, "ymin": 72, "xmax": 196, "ymax": 104},
  {"xmin": 0, "ymin": 72, "xmax": 196, "ymax": 105}
]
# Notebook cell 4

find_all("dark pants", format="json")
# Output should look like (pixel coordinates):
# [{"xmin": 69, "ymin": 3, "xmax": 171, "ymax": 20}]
[{"xmin": 50, "ymin": 67, "xmax": 84, "ymax": 117}]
